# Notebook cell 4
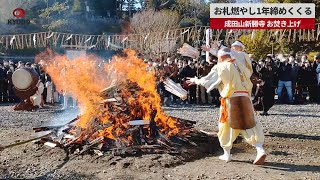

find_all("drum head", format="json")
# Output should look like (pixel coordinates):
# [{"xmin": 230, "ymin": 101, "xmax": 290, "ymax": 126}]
[{"xmin": 12, "ymin": 68, "xmax": 33, "ymax": 90}]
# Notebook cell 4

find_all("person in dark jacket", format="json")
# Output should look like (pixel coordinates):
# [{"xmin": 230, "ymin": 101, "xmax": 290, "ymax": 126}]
[
  {"xmin": 180, "ymin": 60, "xmax": 197, "ymax": 104},
  {"xmin": 253, "ymin": 62, "xmax": 275, "ymax": 115},
  {"xmin": 198, "ymin": 59, "xmax": 213, "ymax": 104},
  {"xmin": 309, "ymin": 58, "xmax": 319, "ymax": 103},
  {"xmin": 276, "ymin": 58, "xmax": 293, "ymax": 104},
  {"xmin": 7, "ymin": 65, "xmax": 17, "ymax": 102},
  {"xmin": 0, "ymin": 63, "xmax": 8, "ymax": 103},
  {"xmin": 164, "ymin": 57, "xmax": 179, "ymax": 105},
  {"xmin": 297, "ymin": 60, "xmax": 317, "ymax": 103},
  {"xmin": 289, "ymin": 56, "xmax": 300, "ymax": 96}
]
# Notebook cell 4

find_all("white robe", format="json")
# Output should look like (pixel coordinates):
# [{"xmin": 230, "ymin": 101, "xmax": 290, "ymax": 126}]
[
  {"xmin": 194, "ymin": 56, "xmax": 252, "ymax": 94},
  {"xmin": 194, "ymin": 65, "xmax": 220, "ymax": 93}
]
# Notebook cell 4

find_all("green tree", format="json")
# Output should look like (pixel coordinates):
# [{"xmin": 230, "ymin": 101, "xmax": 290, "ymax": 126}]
[
  {"xmin": 39, "ymin": 1, "xmax": 69, "ymax": 31},
  {"xmin": 170, "ymin": 0, "xmax": 210, "ymax": 26},
  {"xmin": 72, "ymin": 0, "xmax": 82, "ymax": 13},
  {"xmin": 239, "ymin": 30, "xmax": 289, "ymax": 60},
  {"xmin": 260, "ymin": 0, "xmax": 320, "ymax": 54},
  {"xmin": 91, "ymin": 0, "xmax": 118, "ymax": 16},
  {"xmin": 141, "ymin": 0, "xmax": 209, "ymax": 25}
]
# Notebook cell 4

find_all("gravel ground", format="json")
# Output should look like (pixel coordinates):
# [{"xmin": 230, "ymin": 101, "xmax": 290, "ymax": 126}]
[
  {"xmin": 0, "ymin": 103, "xmax": 319, "ymax": 179},
  {"xmin": 164, "ymin": 104, "xmax": 320, "ymax": 136}
]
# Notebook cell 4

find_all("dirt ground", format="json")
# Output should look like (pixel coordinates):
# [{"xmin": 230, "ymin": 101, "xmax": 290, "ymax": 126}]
[{"xmin": 0, "ymin": 104, "xmax": 319, "ymax": 180}]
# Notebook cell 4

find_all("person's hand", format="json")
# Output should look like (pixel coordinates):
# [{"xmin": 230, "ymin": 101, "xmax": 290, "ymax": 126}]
[
  {"xmin": 186, "ymin": 77, "xmax": 197, "ymax": 85},
  {"xmin": 159, "ymin": 77, "xmax": 165, "ymax": 82},
  {"xmin": 211, "ymin": 41, "xmax": 221, "ymax": 50}
]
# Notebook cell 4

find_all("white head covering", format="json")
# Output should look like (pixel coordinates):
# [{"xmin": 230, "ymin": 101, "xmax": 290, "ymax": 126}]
[
  {"xmin": 217, "ymin": 48, "xmax": 231, "ymax": 57},
  {"xmin": 280, "ymin": 58, "xmax": 287, "ymax": 62},
  {"xmin": 277, "ymin": 54, "xmax": 284, "ymax": 60},
  {"xmin": 231, "ymin": 41, "xmax": 245, "ymax": 51}
]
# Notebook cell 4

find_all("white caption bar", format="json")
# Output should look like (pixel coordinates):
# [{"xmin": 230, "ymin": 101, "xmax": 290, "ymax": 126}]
[{"xmin": 210, "ymin": 3, "xmax": 315, "ymax": 18}]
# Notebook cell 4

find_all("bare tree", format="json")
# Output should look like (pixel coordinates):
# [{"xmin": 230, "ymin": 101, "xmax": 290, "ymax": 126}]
[
  {"xmin": 130, "ymin": 9, "xmax": 180, "ymax": 54},
  {"xmin": 130, "ymin": 9, "xmax": 180, "ymax": 34}
]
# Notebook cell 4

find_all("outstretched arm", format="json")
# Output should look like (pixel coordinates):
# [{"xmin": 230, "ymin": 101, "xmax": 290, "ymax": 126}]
[
  {"xmin": 186, "ymin": 66, "xmax": 221, "ymax": 92},
  {"xmin": 201, "ymin": 41, "xmax": 226, "ymax": 57}
]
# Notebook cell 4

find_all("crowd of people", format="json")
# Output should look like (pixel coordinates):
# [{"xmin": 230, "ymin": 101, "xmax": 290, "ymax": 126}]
[
  {"xmin": 147, "ymin": 51, "xmax": 320, "ymax": 112},
  {"xmin": 1, "ymin": 51, "xmax": 320, "ymax": 112}
]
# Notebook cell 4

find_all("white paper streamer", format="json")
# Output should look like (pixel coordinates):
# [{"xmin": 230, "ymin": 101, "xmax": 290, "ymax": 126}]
[
  {"xmin": 180, "ymin": 29, "xmax": 189, "ymax": 35},
  {"xmin": 33, "ymin": 34, "xmax": 36, "ymax": 46},
  {"xmin": 107, "ymin": 36, "xmax": 111, "ymax": 47},
  {"xmin": 144, "ymin": 32, "xmax": 150, "ymax": 41},
  {"xmin": 10, "ymin": 36, "xmax": 16, "ymax": 46},
  {"xmin": 66, "ymin": 34, "xmax": 73, "ymax": 40},
  {"xmin": 89, "ymin": 45, "xmax": 96, "ymax": 49},
  {"xmin": 84, "ymin": 36, "xmax": 91, "ymax": 43},
  {"xmin": 46, "ymin": 32, "xmax": 54, "ymax": 39},
  {"xmin": 251, "ymin": 30, "xmax": 255, "ymax": 40},
  {"xmin": 121, "ymin": 36, "xmax": 128, "ymax": 43}
]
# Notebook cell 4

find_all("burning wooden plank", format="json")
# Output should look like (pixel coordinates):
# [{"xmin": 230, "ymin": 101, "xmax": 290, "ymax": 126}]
[
  {"xmin": 79, "ymin": 136, "xmax": 104, "ymax": 154},
  {"xmin": 100, "ymin": 84, "xmax": 118, "ymax": 97},
  {"xmin": 129, "ymin": 120, "xmax": 150, "ymax": 126},
  {"xmin": 101, "ymin": 98, "xmax": 118, "ymax": 103}
]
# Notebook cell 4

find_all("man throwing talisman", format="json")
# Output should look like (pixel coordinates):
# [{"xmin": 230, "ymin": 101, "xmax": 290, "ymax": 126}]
[{"xmin": 186, "ymin": 47, "xmax": 266, "ymax": 165}]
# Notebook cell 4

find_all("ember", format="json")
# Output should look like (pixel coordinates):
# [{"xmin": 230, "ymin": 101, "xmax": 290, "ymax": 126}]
[{"xmin": 33, "ymin": 49, "xmax": 212, "ymax": 156}]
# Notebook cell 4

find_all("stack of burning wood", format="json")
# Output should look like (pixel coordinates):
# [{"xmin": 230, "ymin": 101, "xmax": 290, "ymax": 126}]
[{"xmin": 33, "ymin": 80, "xmax": 199, "ymax": 156}]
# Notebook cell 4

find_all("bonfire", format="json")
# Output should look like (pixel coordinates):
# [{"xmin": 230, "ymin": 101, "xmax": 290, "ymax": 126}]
[{"xmin": 30, "ymin": 49, "xmax": 209, "ymax": 156}]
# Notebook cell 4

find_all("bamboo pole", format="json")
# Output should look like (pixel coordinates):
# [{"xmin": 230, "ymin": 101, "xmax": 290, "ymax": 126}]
[
  {"xmin": 288, "ymin": 29, "xmax": 292, "ymax": 43},
  {"xmin": 16, "ymin": 35, "xmax": 21, "ymax": 49},
  {"xmin": 298, "ymin": 29, "xmax": 302, "ymax": 42},
  {"xmin": 15, "ymin": 36, "xmax": 19, "ymax": 49},
  {"xmin": 4, "ymin": 36, "xmax": 8, "ymax": 49}
]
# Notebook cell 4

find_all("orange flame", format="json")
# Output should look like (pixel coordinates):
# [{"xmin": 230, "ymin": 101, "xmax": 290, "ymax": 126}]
[{"xmin": 44, "ymin": 49, "xmax": 179, "ymax": 142}]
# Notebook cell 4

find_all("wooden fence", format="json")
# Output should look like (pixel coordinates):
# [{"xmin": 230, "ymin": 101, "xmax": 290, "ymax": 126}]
[{"xmin": 0, "ymin": 23, "xmax": 319, "ymax": 52}]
